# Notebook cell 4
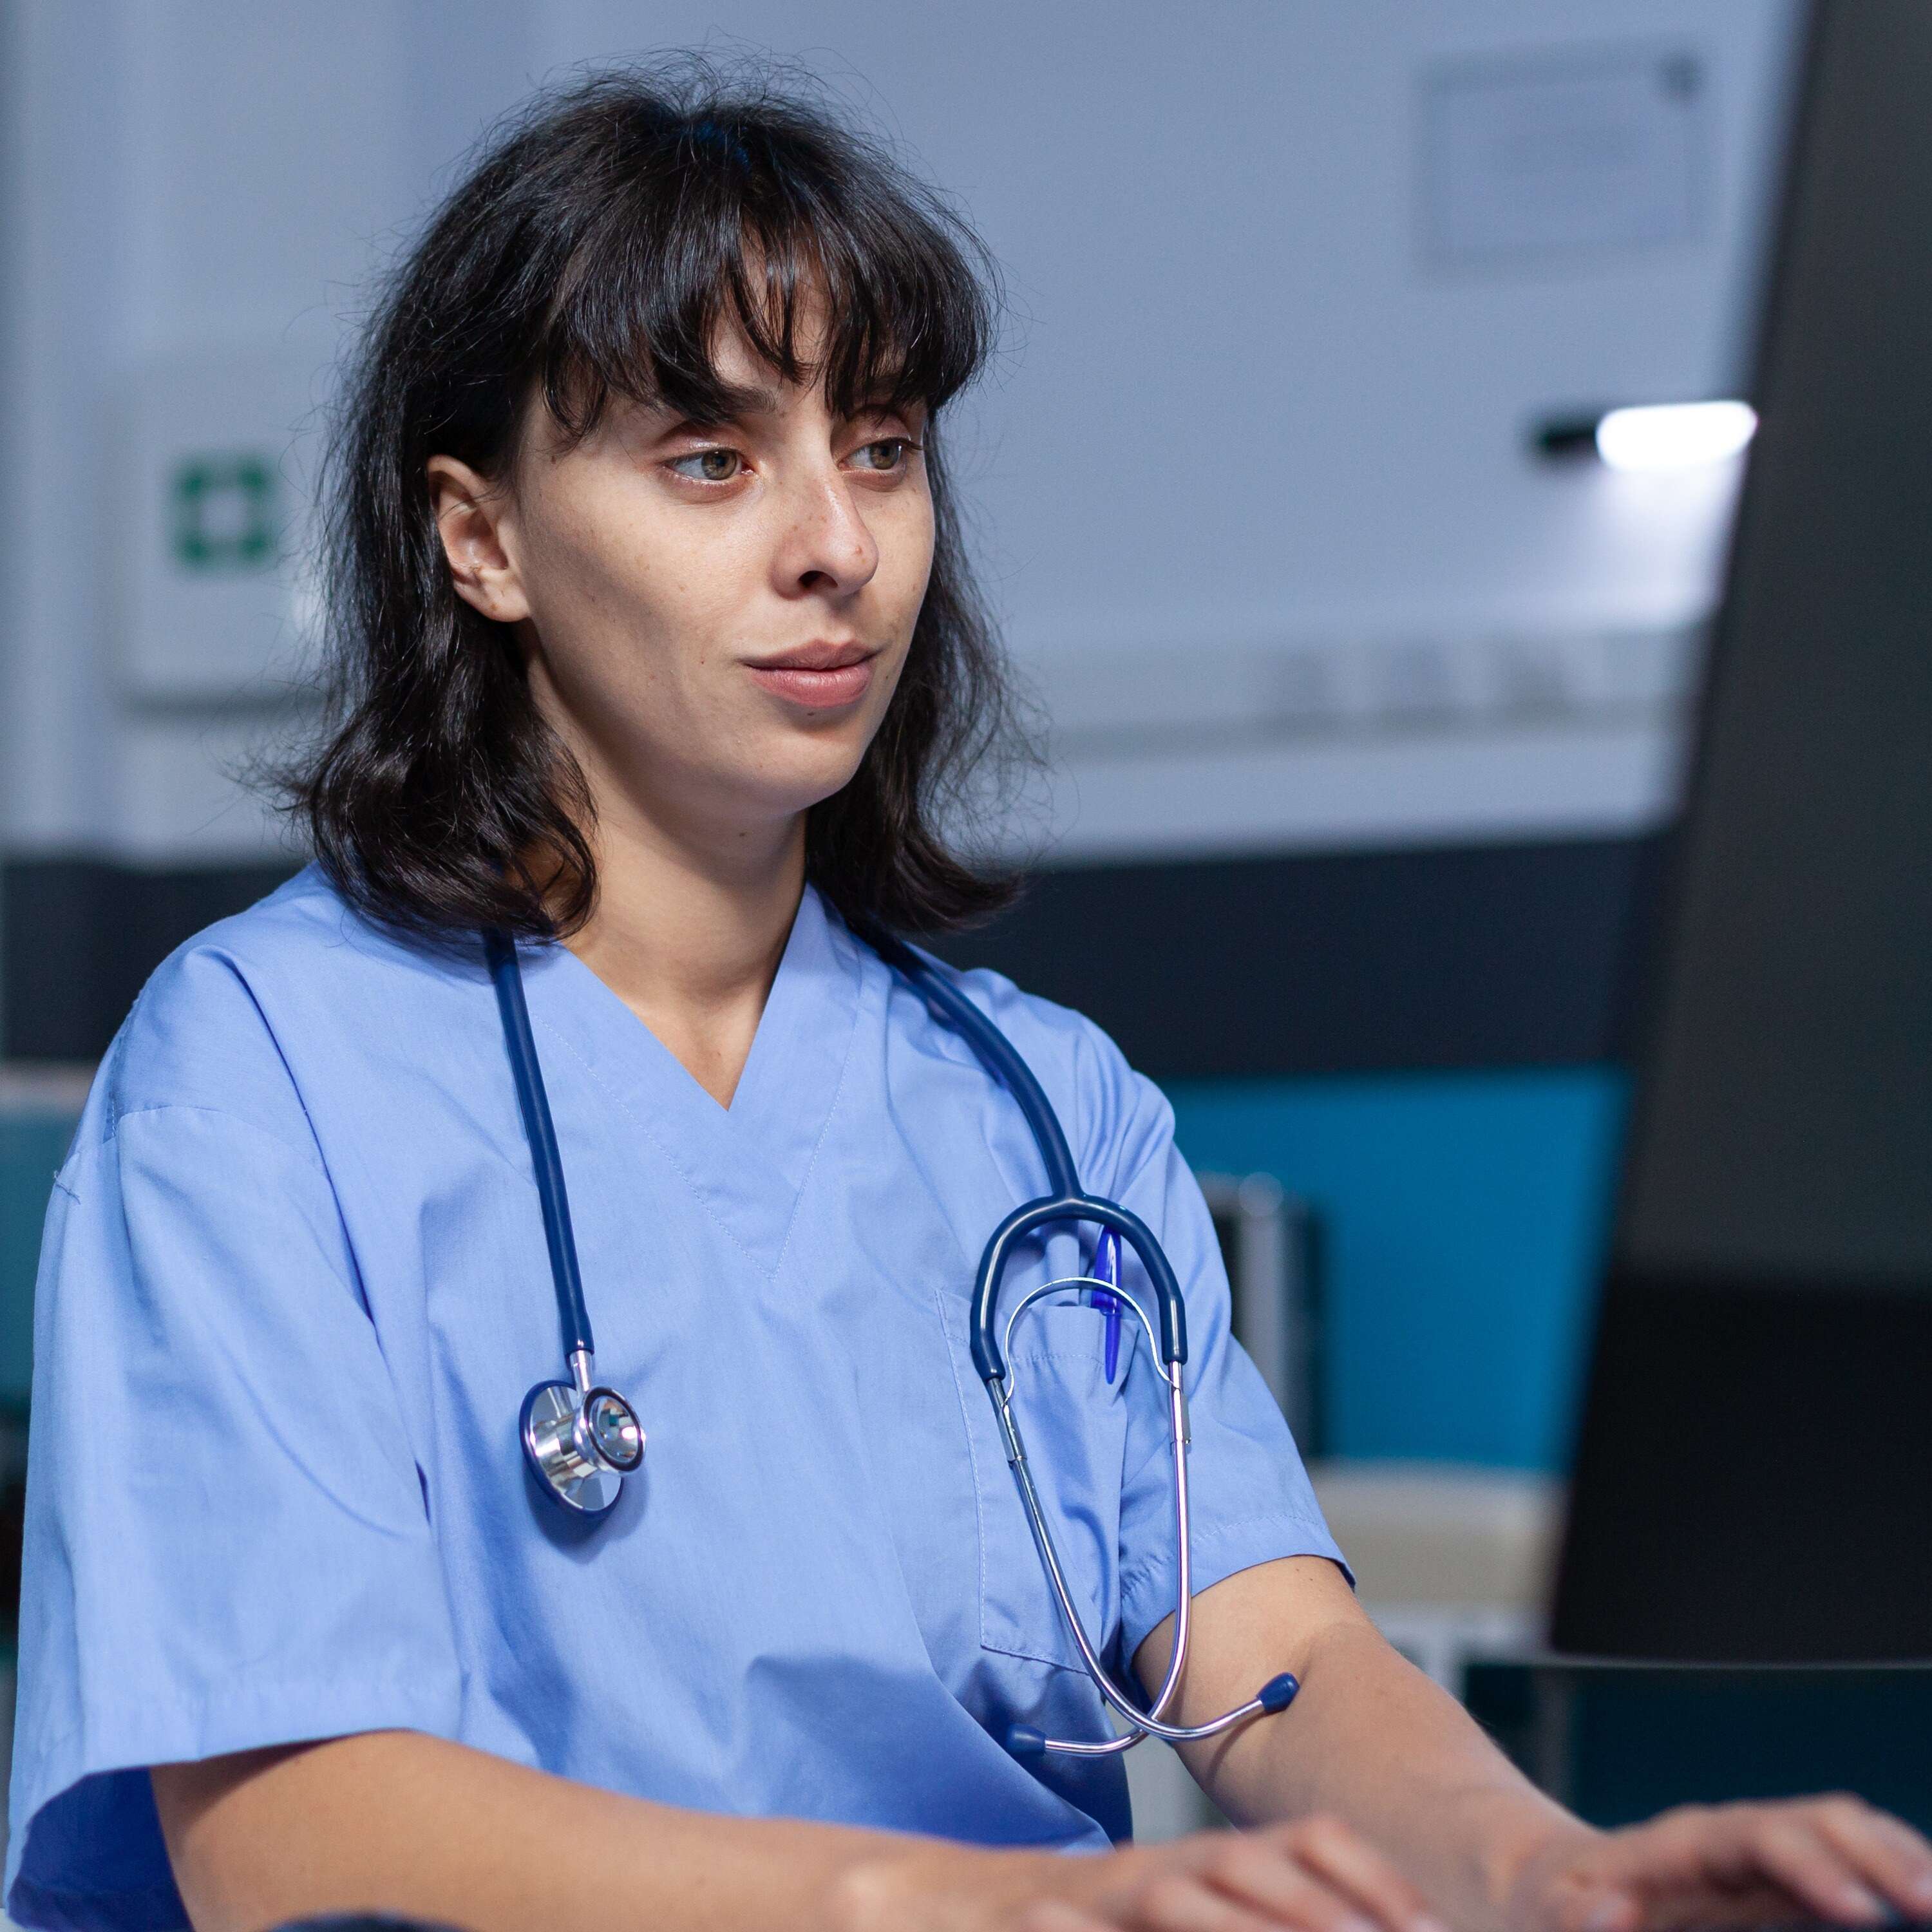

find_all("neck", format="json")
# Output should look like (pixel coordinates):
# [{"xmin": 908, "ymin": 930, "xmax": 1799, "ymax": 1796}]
[{"xmin": 554, "ymin": 793, "xmax": 808, "ymax": 1110}]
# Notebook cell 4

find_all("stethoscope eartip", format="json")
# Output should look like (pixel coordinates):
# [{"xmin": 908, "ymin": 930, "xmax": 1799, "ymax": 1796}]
[
  {"xmin": 1258, "ymin": 1671, "xmax": 1300, "ymax": 1713},
  {"xmin": 1004, "ymin": 1723, "xmax": 1048, "ymax": 1757}
]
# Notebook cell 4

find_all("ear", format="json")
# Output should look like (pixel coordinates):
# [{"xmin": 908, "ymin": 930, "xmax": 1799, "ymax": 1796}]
[{"xmin": 426, "ymin": 453, "xmax": 533, "ymax": 625}]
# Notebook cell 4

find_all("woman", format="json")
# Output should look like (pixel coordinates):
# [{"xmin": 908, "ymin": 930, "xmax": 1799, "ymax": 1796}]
[{"xmin": 9, "ymin": 62, "xmax": 1931, "ymax": 1932}]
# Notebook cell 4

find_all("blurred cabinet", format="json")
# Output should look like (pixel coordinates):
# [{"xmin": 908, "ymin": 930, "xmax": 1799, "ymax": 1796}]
[
  {"xmin": 1200, "ymin": 1171, "xmax": 1323, "ymax": 1457},
  {"xmin": 118, "ymin": 347, "xmax": 326, "ymax": 703}
]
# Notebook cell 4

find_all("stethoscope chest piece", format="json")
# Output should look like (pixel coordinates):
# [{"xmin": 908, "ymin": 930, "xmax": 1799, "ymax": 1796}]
[{"xmin": 520, "ymin": 1374, "xmax": 646, "ymax": 1517}]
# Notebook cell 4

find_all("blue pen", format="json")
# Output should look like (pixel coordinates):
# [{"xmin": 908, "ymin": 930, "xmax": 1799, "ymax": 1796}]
[{"xmin": 1088, "ymin": 1228, "xmax": 1124, "ymax": 1383}]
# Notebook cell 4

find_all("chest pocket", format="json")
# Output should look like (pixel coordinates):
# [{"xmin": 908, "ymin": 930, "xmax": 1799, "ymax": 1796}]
[{"xmin": 958, "ymin": 1298, "xmax": 1135, "ymax": 1672}]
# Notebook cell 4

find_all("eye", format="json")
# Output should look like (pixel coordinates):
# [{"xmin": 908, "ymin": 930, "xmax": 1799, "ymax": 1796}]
[
  {"xmin": 666, "ymin": 447, "xmax": 744, "ymax": 484},
  {"xmin": 848, "ymin": 437, "xmax": 920, "ymax": 473}
]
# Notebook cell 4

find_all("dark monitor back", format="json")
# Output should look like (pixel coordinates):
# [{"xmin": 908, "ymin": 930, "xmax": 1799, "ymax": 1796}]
[{"xmin": 1551, "ymin": 0, "xmax": 1932, "ymax": 1663}]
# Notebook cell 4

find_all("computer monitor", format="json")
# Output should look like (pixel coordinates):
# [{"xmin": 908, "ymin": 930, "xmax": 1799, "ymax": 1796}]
[{"xmin": 1550, "ymin": 0, "xmax": 1932, "ymax": 1662}]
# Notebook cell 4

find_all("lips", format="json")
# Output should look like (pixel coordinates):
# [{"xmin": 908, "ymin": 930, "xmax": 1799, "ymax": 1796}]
[{"xmin": 744, "ymin": 640, "xmax": 880, "ymax": 710}]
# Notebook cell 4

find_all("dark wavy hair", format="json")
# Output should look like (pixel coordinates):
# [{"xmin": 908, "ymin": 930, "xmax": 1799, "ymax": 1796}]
[{"xmin": 287, "ymin": 59, "xmax": 1027, "ymax": 942}]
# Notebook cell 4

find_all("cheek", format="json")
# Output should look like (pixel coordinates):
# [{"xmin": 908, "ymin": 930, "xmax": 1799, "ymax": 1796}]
[
  {"xmin": 530, "ymin": 501, "xmax": 744, "ymax": 702},
  {"xmin": 876, "ymin": 496, "xmax": 938, "ymax": 632},
  {"xmin": 857, "ymin": 506, "xmax": 934, "ymax": 724}
]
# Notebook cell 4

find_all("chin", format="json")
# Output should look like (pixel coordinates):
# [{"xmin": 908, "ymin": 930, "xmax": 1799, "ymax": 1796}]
[{"xmin": 749, "ymin": 740, "xmax": 874, "ymax": 820}]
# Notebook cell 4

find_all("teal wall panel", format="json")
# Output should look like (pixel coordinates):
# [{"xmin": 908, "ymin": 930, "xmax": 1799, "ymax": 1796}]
[
  {"xmin": 1166, "ymin": 1068, "xmax": 1631, "ymax": 1472},
  {"xmin": 0, "ymin": 1112, "xmax": 75, "ymax": 1408},
  {"xmin": 0, "ymin": 1072, "xmax": 1628, "ymax": 1464}
]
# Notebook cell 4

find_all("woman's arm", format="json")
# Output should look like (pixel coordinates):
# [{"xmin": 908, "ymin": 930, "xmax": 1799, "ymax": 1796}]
[
  {"xmin": 151, "ymin": 1725, "xmax": 1443, "ymax": 1932},
  {"xmin": 1136, "ymin": 1557, "xmax": 1932, "ymax": 1932},
  {"xmin": 152, "ymin": 1732, "xmax": 922, "ymax": 1932}
]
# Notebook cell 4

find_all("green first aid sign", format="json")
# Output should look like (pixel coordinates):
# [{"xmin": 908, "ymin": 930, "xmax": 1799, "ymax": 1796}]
[{"xmin": 169, "ymin": 453, "xmax": 278, "ymax": 571}]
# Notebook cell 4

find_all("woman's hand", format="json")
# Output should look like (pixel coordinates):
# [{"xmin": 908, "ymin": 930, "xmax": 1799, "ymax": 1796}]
[
  {"xmin": 1505, "ymin": 1795, "xmax": 1932, "ymax": 1932},
  {"xmin": 837, "ymin": 1814, "xmax": 1449, "ymax": 1932}
]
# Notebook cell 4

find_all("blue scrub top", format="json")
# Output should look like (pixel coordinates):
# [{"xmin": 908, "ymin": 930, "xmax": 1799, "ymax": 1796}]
[{"xmin": 6, "ymin": 866, "xmax": 1344, "ymax": 1932}]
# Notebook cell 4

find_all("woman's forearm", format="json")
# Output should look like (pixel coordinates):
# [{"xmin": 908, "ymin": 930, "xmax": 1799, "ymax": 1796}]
[
  {"xmin": 151, "ymin": 1728, "xmax": 1001, "ymax": 1932},
  {"xmin": 1186, "ymin": 1617, "xmax": 1589, "ymax": 1929},
  {"xmin": 153, "ymin": 1720, "xmax": 1572, "ymax": 1932}
]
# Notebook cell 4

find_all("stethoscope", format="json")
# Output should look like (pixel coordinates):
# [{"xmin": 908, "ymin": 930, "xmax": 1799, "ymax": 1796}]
[{"xmin": 484, "ymin": 923, "xmax": 1298, "ymax": 1760}]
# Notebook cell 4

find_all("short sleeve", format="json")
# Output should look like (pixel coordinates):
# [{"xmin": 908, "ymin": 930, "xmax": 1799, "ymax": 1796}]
[
  {"xmin": 1099, "ymin": 1066, "xmax": 1351, "ymax": 1669},
  {"xmin": 5, "ymin": 1098, "xmax": 464, "ymax": 1932}
]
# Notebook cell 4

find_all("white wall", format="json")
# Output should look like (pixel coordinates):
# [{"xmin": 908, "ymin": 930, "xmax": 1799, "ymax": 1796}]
[
  {"xmin": 0, "ymin": 0, "xmax": 1803, "ymax": 869},
  {"xmin": 0, "ymin": 0, "xmax": 535, "ymax": 862}
]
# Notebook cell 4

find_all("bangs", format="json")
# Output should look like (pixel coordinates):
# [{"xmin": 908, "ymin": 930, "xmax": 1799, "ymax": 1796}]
[{"xmin": 534, "ymin": 102, "xmax": 997, "ymax": 442}]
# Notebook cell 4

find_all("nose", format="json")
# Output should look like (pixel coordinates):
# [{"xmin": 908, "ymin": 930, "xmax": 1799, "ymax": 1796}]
[{"xmin": 773, "ymin": 461, "xmax": 879, "ymax": 599}]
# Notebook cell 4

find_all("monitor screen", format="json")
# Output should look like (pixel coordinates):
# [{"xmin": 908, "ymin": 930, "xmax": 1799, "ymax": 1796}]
[
  {"xmin": 1553, "ymin": 0, "xmax": 1932, "ymax": 1662},
  {"xmin": 1615, "ymin": 0, "xmax": 1932, "ymax": 1293}
]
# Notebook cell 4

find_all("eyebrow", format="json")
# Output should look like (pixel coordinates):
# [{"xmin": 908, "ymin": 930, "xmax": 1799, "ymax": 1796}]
[
  {"xmin": 715, "ymin": 381, "xmax": 786, "ymax": 418},
  {"xmin": 661, "ymin": 384, "xmax": 921, "ymax": 435}
]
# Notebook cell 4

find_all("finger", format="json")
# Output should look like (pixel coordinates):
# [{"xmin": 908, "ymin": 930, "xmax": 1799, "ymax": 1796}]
[
  {"xmin": 1590, "ymin": 1808, "xmax": 1734, "ymax": 1893},
  {"xmin": 1808, "ymin": 1799, "xmax": 1932, "ymax": 1922},
  {"xmin": 1664, "ymin": 1885, "xmax": 1844, "ymax": 1932},
  {"xmin": 1013, "ymin": 1903, "xmax": 1121, "ymax": 1932},
  {"xmin": 1256, "ymin": 1818, "xmax": 1446, "ymax": 1932},
  {"xmin": 1715, "ymin": 1809, "xmax": 1891, "ymax": 1924},
  {"xmin": 1545, "ymin": 1882, "xmax": 1642, "ymax": 1932},
  {"xmin": 1195, "ymin": 1842, "xmax": 1388, "ymax": 1932},
  {"xmin": 1594, "ymin": 1803, "xmax": 1840, "ymax": 1900},
  {"xmin": 1014, "ymin": 1904, "xmax": 1121, "ymax": 1932},
  {"xmin": 1571, "ymin": 1809, "xmax": 1822, "ymax": 1931},
  {"xmin": 1128, "ymin": 1871, "xmax": 1308, "ymax": 1932}
]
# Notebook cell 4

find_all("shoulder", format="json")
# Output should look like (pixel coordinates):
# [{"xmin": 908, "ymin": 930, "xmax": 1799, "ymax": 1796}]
[
  {"xmin": 75, "ymin": 862, "xmax": 462, "ymax": 1168},
  {"xmin": 847, "ymin": 913, "xmax": 1176, "ymax": 1197}
]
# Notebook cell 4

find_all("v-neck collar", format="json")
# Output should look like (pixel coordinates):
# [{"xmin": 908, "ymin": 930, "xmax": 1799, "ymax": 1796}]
[{"xmin": 512, "ymin": 887, "xmax": 867, "ymax": 1278}]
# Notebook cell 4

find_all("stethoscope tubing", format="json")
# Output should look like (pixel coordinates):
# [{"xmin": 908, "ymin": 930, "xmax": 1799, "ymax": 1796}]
[
  {"xmin": 971, "ymin": 1191, "xmax": 1188, "ymax": 1383},
  {"xmin": 994, "ymin": 1282, "xmax": 1295, "ymax": 1754},
  {"xmin": 886, "ymin": 940, "xmax": 1297, "ymax": 1752},
  {"xmin": 863, "ymin": 929, "xmax": 1081, "ymax": 1198},
  {"xmin": 486, "ymin": 929, "xmax": 596, "ymax": 1361},
  {"xmin": 994, "ymin": 1280, "xmax": 1186, "ymax": 1754},
  {"xmin": 489, "ymin": 921, "xmax": 1298, "ymax": 1750}
]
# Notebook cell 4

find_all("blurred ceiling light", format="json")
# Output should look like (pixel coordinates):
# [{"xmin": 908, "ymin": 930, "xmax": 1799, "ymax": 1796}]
[
  {"xmin": 1595, "ymin": 400, "xmax": 1758, "ymax": 471},
  {"xmin": 1533, "ymin": 401, "xmax": 1759, "ymax": 471}
]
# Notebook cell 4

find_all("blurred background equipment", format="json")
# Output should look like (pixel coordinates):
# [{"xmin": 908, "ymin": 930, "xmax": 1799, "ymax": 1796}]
[
  {"xmin": 1200, "ymin": 1173, "xmax": 1323, "ymax": 1457},
  {"xmin": 1553, "ymin": 0, "xmax": 1932, "ymax": 1667}
]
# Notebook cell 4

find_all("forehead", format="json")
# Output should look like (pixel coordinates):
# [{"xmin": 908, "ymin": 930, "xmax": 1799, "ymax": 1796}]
[
  {"xmin": 706, "ymin": 314, "xmax": 802, "ymax": 405},
  {"xmin": 703, "ymin": 283, "xmax": 907, "ymax": 413},
  {"xmin": 649, "ymin": 308, "xmax": 917, "ymax": 428}
]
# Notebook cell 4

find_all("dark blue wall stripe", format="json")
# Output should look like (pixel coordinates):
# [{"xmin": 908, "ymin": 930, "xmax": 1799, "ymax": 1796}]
[
  {"xmin": 936, "ymin": 834, "xmax": 1667, "ymax": 1079},
  {"xmin": 3, "ymin": 834, "xmax": 1665, "ymax": 1073},
  {"xmin": 2, "ymin": 858, "xmax": 299, "ymax": 1061}
]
